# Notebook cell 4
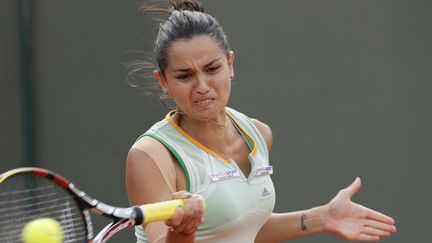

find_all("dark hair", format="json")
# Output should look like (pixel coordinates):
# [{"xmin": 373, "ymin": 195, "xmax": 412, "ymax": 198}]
[
  {"xmin": 141, "ymin": 0, "xmax": 230, "ymax": 75},
  {"xmin": 127, "ymin": 0, "xmax": 230, "ymax": 107}
]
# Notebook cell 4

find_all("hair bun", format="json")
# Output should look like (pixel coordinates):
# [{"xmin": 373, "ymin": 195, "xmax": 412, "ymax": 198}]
[{"xmin": 171, "ymin": 0, "xmax": 204, "ymax": 12}]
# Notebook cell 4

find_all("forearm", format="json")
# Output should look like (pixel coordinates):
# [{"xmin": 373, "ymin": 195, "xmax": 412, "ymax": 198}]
[
  {"xmin": 155, "ymin": 230, "xmax": 195, "ymax": 243},
  {"xmin": 143, "ymin": 221, "xmax": 196, "ymax": 243},
  {"xmin": 151, "ymin": 229, "xmax": 195, "ymax": 243},
  {"xmin": 255, "ymin": 205, "xmax": 328, "ymax": 243}
]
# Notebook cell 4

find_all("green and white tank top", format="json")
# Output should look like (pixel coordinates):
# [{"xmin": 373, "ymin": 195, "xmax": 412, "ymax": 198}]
[{"xmin": 135, "ymin": 107, "xmax": 276, "ymax": 243}]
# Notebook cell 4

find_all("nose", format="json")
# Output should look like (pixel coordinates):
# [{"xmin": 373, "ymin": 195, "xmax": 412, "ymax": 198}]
[{"xmin": 195, "ymin": 74, "xmax": 210, "ymax": 94}]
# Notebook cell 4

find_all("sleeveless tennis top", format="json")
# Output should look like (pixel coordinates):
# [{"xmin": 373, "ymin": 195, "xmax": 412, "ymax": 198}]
[{"xmin": 135, "ymin": 107, "xmax": 276, "ymax": 243}]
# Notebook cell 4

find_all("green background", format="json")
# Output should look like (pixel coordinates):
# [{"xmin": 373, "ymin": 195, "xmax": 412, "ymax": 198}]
[{"xmin": 1, "ymin": 0, "xmax": 431, "ymax": 242}]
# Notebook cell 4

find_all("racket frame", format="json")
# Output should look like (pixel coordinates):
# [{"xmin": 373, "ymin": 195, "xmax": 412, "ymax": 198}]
[{"xmin": 0, "ymin": 167, "xmax": 144, "ymax": 243}]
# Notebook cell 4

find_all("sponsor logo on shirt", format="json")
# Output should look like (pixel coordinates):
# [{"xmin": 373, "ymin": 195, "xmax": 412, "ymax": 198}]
[
  {"xmin": 262, "ymin": 187, "xmax": 271, "ymax": 197},
  {"xmin": 256, "ymin": 166, "xmax": 273, "ymax": 176},
  {"xmin": 210, "ymin": 169, "xmax": 241, "ymax": 182}
]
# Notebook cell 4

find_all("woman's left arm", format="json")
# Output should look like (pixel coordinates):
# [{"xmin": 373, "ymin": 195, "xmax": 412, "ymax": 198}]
[
  {"xmin": 251, "ymin": 119, "xmax": 396, "ymax": 243},
  {"xmin": 255, "ymin": 206, "xmax": 326, "ymax": 243},
  {"xmin": 255, "ymin": 178, "xmax": 396, "ymax": 243}
]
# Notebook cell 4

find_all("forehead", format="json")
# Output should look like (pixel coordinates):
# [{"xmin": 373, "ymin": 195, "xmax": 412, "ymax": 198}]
[{"xmin": 165, "ymin": 35, "xmax": 226, "ymax": 68}]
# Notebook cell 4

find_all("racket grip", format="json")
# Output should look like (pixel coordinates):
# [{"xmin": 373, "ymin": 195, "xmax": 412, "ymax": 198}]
[
  {"xmin": 140, "ymin": 199, "xmax": 184, "ymax": 224},
  {"xmin": 139, "ymin": 194, "xmax": 206, "ymax": 224}
]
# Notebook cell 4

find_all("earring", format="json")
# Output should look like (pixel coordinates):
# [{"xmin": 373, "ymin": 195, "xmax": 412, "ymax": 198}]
[{"xmin": 230, "ymin": 76, "xmax": 234, "ymax": 80}]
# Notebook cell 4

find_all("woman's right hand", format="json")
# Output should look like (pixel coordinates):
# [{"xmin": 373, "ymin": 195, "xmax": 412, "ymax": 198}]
[{"xmin": 165, "ymin": 191, "xmax": 205, "ymax": 235}]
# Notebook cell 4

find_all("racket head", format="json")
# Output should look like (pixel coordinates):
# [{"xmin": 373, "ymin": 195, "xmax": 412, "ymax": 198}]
[{"xmin": 0, "ymin": 167, "xmax": 92, "ymax": 242}]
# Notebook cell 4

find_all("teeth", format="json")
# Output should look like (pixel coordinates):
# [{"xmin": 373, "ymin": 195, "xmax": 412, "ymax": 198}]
[{"xmin": 196, "ymin": 98, "xmax": 212, "ymax": 104}]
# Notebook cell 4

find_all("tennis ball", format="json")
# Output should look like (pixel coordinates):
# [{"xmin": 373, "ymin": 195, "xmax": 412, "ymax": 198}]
[{"xmin": 22, "ymin": 218, "xmax": 64, "ymax": 243}]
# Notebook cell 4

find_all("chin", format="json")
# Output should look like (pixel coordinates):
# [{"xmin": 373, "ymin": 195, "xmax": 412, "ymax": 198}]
[{"xmin": 192, "ymin": 105, "xmax": 225, "ymax": 121}]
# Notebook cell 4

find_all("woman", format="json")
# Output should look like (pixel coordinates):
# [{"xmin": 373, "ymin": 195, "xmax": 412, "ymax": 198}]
[{"xmin": 126, "ymin": 1, "xmax": 396, "ymax": 242}]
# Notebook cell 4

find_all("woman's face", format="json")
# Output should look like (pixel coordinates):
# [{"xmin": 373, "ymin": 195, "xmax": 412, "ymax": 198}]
[{"xmin": 155, "ymin": 35, "xmax": 234, "ymax": 122}]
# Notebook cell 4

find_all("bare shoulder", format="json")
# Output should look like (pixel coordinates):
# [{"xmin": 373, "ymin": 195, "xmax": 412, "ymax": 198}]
[
  {"xmin": 127, "ymin": 136, "xmax": 169, "ymax": 174},
  {"xmin": 251, "ymin": 118, "xmax": 273, "ymax": 151},
  {"xmin": 126, "ymin": 136, "xmax": 190, "ymax": 241},
  {"xmin": 132, "ymin": 136, "xmax": 169, "ymax": 156},
  {"xmin": 126, "ymin": 136, "xmax": 176, "ymax": 205}
]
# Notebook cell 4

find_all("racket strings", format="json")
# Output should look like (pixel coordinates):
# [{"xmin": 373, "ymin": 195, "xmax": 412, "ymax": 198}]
[
  {"xmin": 0, "ymin": 173, "xmax": 88, "ymax": 243},
  {"xmin": 1, "ymin": 215, "xmax": 87, "ymax": 237},
  {"xmin": 0, "ymin": 191, "xmax": 64, "ymax": 212},
  {"xmin": 0, "ymin": 183, "xmax": 55, "ymax": 197}
]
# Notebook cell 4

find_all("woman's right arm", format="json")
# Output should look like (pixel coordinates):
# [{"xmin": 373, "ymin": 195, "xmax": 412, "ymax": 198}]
[{"xmin": 126, "ymin": 138, "xmax": 204, "ymax": 243}]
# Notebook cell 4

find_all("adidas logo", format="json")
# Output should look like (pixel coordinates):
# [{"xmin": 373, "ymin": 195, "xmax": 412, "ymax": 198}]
[{"xmin": 262, "ymin": 187, "xmax": 271, "ymax": 197}]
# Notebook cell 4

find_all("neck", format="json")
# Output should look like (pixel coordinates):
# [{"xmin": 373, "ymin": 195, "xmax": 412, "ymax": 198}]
[
  {"xmin": 175, "ymin": 110, "xmax": 229, "ymax": 130},
  {"xmin": 208, "ymin": 118, "xmax": 229, "ymax": 127},
  {"xmin": 174, "ymin": 111, "xmax": 233, "ymax": 147}
]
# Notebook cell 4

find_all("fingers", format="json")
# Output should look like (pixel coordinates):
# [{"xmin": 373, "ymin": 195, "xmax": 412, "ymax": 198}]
[
  {"xmin": 356, "ymin": 221, "xmax": 396, "ymax": 241},
  {"xmin": 359, "ymin": 204, "xmax": 396, "ymax": 225},
  {"xmin": 362, "ymin": 226, "xmax": 391, "ymax": 238},
  {"xmin": 365, "ymin": 219, "xmax": 397, "ymax": 233},
  {"xmin": 368, "ymin": 211, "xmax": 396, "ymax": 226},
  {"xmin": 178, "ymin": 197, "xmax": 204, "ymax": 234},
  {"xmin": 357, "ymin": 203, "xmax": 397, "ymax": 237},
  {"xmin": 356, "ymin": 232, "xmax": 380, "ymax": 241},
  {"xmin": 352, "ymin": 213, "xmax": 397, "ymax": 241},
  {"xmin": 166, "ymin": 205, "xmax": 184, "ymax": 228},
  {"xmin": 172, "ymin": 190, "xmax": 192, "ymax": 199},
  {"xmin": 165, "ymin": 191, "xmax": 205, "ymax": 235}
]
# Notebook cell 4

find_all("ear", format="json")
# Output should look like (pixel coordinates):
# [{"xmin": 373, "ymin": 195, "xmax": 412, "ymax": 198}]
[
  {"xmin": 153, "ymin": 70, "xmax": 168, "ymax": 93},
  {"xmin": 228, "ymin": 51, "xmax": 235, "ymax": 78}
]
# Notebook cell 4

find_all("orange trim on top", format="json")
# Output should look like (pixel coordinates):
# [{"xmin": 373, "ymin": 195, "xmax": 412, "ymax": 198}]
[
  {"xmin": 164, "ymin": 110, "xmax": 258, "ymax": 163},
  {"xmin": 165, "ymin": 111, "xmax": 232, "ymax": 163},
  {"xmin": 226, "ymin": 111, "xmax": 258, "ymax": 157}
]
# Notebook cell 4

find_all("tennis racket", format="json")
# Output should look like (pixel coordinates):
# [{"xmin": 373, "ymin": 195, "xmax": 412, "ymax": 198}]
[{"xmin": 0, "ymin": 167, "xmax": 204, "ymax": 243}]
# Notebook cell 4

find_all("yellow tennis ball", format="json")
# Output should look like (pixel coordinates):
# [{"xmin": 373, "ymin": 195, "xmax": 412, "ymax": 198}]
[{"xmin": 22, "ymin": 218, "xmax": 64, "ymax": 243}]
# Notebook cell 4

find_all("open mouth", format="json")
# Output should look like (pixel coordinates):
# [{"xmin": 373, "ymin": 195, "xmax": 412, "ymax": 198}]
[{"xmin": 194, "ymin": 98, "xmax": 215, "ymax": 104}]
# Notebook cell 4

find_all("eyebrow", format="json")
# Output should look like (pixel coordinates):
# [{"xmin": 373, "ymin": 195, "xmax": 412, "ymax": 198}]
[{"xmin": 173, "ymin": 58, "xmax": 221, "ymax": 72}]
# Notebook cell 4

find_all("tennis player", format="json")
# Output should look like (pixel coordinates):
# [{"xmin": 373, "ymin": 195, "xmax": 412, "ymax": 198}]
[{"xmin": 126, "ymin": 1, "xmax": 397, "ymax": 242}]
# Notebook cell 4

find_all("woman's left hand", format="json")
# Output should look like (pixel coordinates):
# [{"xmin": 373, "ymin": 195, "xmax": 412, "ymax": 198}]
[{"xmin": 324, "ymin": 178, "xmax": 397, "ymax": 241}]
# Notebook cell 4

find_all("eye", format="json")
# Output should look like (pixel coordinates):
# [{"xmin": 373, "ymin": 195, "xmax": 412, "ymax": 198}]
[
  {"xmin": 207, "ymin": 66, "xmax": 220, "ymax": 73},
  {"xmin": 176, "ymin": 73, "xmax": 192, "ymax": 81}
]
